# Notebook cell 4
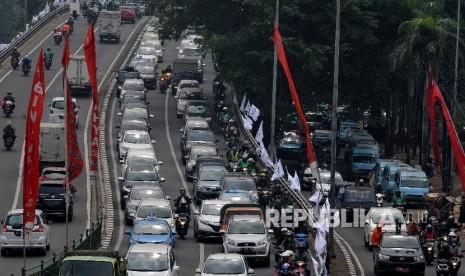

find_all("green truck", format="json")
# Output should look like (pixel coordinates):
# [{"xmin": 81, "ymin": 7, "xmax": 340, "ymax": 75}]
[{"xmin": 59, "ymin": 250, "xmax": 126, "ymax": 276}]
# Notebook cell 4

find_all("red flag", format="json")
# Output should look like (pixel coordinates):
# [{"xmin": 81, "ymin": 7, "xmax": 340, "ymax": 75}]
[
  {"xmin": 428, "ymin": 77, "xmax": 465, "ymax": 191},
  {"xmin": 66, "ymin": 81, "xmax": 84, "ymax": 182},
  {"xmin": 23, "ymin": 50, "xmax": 46, "ymax": 234},
  {"xmin": 61, "ymin": 32, "xmax": 70, "ymax": 70},
  {"xmin": 83, "ymin": 24, "xmax": 99, "ymax": 174},
  {"xmin": 272, "ymin": 23, "xmax": 317, "ymax": 167},
  {"xmin": 427, "ymin": 72, "xmax": 441, "ymax": 168}
]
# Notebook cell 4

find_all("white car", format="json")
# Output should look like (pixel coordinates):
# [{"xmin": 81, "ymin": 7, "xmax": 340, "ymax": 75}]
[
  {"xmin": 0, "ymin": 209, "xmax": 51, "ymax": 256},
  {"xmin": 176, "ymin": 80, "xmax": 200, "ymax": 95},
  {"xmin": 175, "ymin": 87, "xmax": 205, "ymax": 118},
  {"xmin": 121, "ymin": 147, "xmax": 163, "ymax": 175},
  {"xmin": 126, "ymin": 243, "xmax": 179, "ymax": 275},
  {"xmin": 118, "ymin": 78, "xmax": 146, "ymax": 100},
  {"xmin": 196, "ymin": 253, "xmax": 254, "ymax": 276},
  {"xmin": 49, "ymin": 96, "xmax": 80, "ymax": 128},
  {"xmin": 118, "ymin": 130, "xmax": 155, "ymax": 161},
  {"xmin": 134, "ymin": 199, "xmax": 175, "ymax": 229},
  {"xmin": 142, "ymin": 32, "xmax": 160, "ymax": 42},
  {"xmin": 178, "ymin": 46, "xmax": 202, "ymax": 60},
  {"xmin": 141, "ymin": 40, "xmax": 164, "ymax": 62},
  {"xmin": 363, "ymin": 207, "xmax": 406, "ymax": 249},
  {"xmin": 194, "ymin": 200, "xmax": 230, "ymax": 240},
  {"xmin": 136, "ymin": 47, "xmax": 158, "ymax": 64}
]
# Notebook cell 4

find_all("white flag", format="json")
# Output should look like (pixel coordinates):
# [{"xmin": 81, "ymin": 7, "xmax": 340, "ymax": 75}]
[
  {"xmin": 290, "ymin": 171, "xmax": 301, "ymax": 191},
  {"xmin": 314, "ymin": 229, "xmax": 326, "ymax": 254},
  {"xmin": 241, "ymin": 115, "xmax": 253, "ymax": 130},
  {"xmin": 255, "ymin": 121, "xmax": 264, "ymax": 143},
  {"xmin": 311, "ymin": 255, "xmax": 319, "ymax": 275},
  {"xmin": 244, "ymin": 101, "xmax": 251, "ymax": 115},
  {"xmin": 309, "ymin": 190, "xmax": 322, "ymax": 205},
  {"xmin": 259, "ymin": 142, "xmax": 274, "ymax": 168},
  {"xmin": 249, "ymin": 104, "xmax": 260, "ymax": 121},
  {"xmin": 271, "ymin": 159, "xmax": 284, "ymax": 181},
  {"xmin": 240, "ymin": 94, "xmax": 247, "ymax": 112}
]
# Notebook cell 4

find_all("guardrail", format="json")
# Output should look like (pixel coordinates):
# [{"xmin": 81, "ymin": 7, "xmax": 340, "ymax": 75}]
[
  {"xmin": 0, "ymin": 5, "xmax": 70, "ymax": 63},
  {"xmin": 19, "ymin": 216, "xmax": 102, "ymax": 276}
]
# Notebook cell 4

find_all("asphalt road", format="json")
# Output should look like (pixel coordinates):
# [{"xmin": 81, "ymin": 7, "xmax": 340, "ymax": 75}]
[
  {"xmin": 106, "ymin": 33, "xmax": 278, "ymax": 274},
  {"xmin": 0, "ymin": 14, "xmax": 146, "ymax": 275}
]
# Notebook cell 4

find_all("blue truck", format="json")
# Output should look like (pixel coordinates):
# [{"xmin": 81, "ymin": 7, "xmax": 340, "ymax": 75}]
[{"xmin": 348, "ymin": 146, "xmax": 377, "ymax": 181}]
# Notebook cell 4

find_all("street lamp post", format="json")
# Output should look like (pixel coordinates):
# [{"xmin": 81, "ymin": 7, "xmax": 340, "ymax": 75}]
[{"xmin": 270, "ymin": 0, "xmax": 279, "ymax": 161}]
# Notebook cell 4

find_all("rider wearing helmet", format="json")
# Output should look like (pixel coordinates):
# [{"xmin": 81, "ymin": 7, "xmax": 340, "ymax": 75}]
[
  {"xmin": 291, "ymin": 241, "xmax": 311, "ymax": 275},
  {"xmin": 227, "ymin": 146, "xmax": 240, "ymax": 163},
  {"xmin": 11, "ymin": 47, "xmax": 20, "ymax": 59},
  {"xmin": 220, "ymin": 106, "xmax": 231, "ymax": 121},
  {"xmin": 438, "ymin": 221, "xmax": 450, "ymax": 237},
  {"xmin": 438, "ymin": 243, "xmax": 453, "ymax": 260},
  {"xmin": 2, "ymin": 91, "xmax": 15, "ymax": 112},
  {"xmin": 3, "ymin": 121, "xmax": 16, "ymax": 141},
  {"xmin": 276, "ymin": 250, "xmax": 293, "ymax": 270},
  {"xmin": 247, "ymin": 158, "xmax": 259, "ymax": 174},
  {"xmin": 391, "ymin": 190, "xmax": 405, "ymax": 208},
  {"xmin": 174, "ymin": 188, "xmax": 191, "ymax": 215},
  {"xmin": 256, "ymin": 169, "xmax": 269, "ymax": 189},
  {"xmin": 161, "ymin": 65, "xmax": 172, "ymax": 74},
  {"xmin": 421, "ymin": 224, "xmax": 436, "ymax": 244},
  {"xmin": 44, "ymin": 48, "xmax": 54, "ymax": 59},
  {"xmin": 278, "ymin": 262, "xmax": 292, "ymax": 275},
  {"xmin": 237, "ymin": 155, "xmax": 250, "ymax": 170}
]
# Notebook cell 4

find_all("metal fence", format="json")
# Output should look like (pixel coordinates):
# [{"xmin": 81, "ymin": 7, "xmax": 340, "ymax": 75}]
[{"xmin": 18, "ymin": 216, "xmax": 102, "ymax": 276}]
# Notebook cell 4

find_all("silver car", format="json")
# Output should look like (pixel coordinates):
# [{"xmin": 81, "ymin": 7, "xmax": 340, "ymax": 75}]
[
  {"xmin": 175, "ymin": 87, "xmax": 205, "ymax": 118},
  {"xmin": 221, "ymin": 215, "xmax": 270, "ymax": 266},
  {"xmin": 118, "ymin": 130, "xmax": 155, "ymax": 161},
  {"xmin": 194, "ymin": 200, "xmax": 230, "ymax": 240},
  {"xmin": 134, "ymin": 199, "xmax": 175, "ymax": 230},
  {"xmin": 0, "ymin": 209, "xmax": 51, "ymax": 256},
  {"xmin": 196, "ymin": 253, "xmax": 254, "ymax": 276},
  {"xmin": 126, "ymin": 243, "xmax": 180, "ymax": 275}
]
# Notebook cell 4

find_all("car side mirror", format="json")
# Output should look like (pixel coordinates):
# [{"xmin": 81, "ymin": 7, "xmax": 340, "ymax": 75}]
[
  {"xmin": 192, "ymin": 176, "xmax": 198, "ymax": 181},
  {"xmin": 123, "ymin": 195, "xmax": 128, "ymax": 199},
  {"xmin": 48, "ymin": 104, "xmax": 51, "ymax": 107},
  {"xmin": 149, "ymin": 114, "xmax": 154, "ymax": 118},
  {"xmin": 0, "ymin": 220, "xmax": 3, "ymax": 224},
  {"xmin": 146, "ymin": 101, "xmax": 150, "ymax": 105},
  {"xmin": 165, "ymin": 196, "xmax": 171, "ymax": 200},
  {"xmin": 160, "ymin": 177, "xmax": 166, "ymax": 182},
  {"xmin": 179, "ymin": 129, "xmax": 184, "ymax": 132},
  {"xmin": 195, "ymin": 268, "xmax": 201, "ymax": 274},
  {"xmin": 184, "ymin": 155, "xmax": 189, "ymax": 160},
  {"xmin": 117, "ymin": 112, "xmax": 122, "ymax": 116},
  {"xmin": 115, "ymin": 125, "xmax": 120, "ymax": 129},
  {"xmin": 119, "ymin": 160, "xmax": 124, "ymax": 164},
  {"xmin": 268, "ymin": 229, "xmax": 274, "ymax": 234},
  {"xmin": 118, "ymin": 177, "xmax": 124, "ymax": 182},
  {"xmin": 158, "ymin": 161, "xmax": 163, "ymax": 165},
  {"xmin": 248, "ymin": 268, "xmax": 254, "ymax": 274},
  {"xmin": 117, "ymin": 138, "xmax": 122, "ymax": 142},
  {"xmin": 174, "ymin": 96, "xmax": 178, "ymax": 99},
  {"xmin": 219, "ymin": 229, "xmax": 226, "ymax": 234},
  {"xmin": 174, "ymin": 214, "xmax": 179, "ymax": 219},
  {"xmin": 173, "ymin": 265, "xmax": 180, "ymax": 271},
  {"xmin": 151, "ymin": 140, "xmax": 156, "ymax": 144}
]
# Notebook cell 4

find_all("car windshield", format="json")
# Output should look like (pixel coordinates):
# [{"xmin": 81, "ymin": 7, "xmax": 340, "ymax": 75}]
[
  {"xmin": 127, "ymin": 171, "xmax": 159, "ymax": 181},
  {"xmin": 137, "ymin": 66, "xmax": 155, "ymax": 74},
  {"xmin": 123, "ymin": 83, "xmax": 144, "ymax": 90},
  {"xmin": 188, "ymin": 131, "xmax": 215, "ymax": 142},
  {"xmin": 120, "ymin": 72, "xmax": 139, "ymax": 80},
  {"xmin": 123, "ymin": 133, "xmax": 151, "ymax": 144},
  {"xmin": 381, "ymin": 236, "xmax": 419, "ymax": 249},
  {"xmin": 126, "ymin": 156, "xmax": 157, "ymax": 167},
  {"xmin": 186, "ymin": 105, "xmax": 207, "ymax": 115},
  {"xmin": 372, "ymin": 212, "xmax": 405, "ymax": 224},
  {"xmin": 137, "ymin": 206, "xmax": 171, "ymax": 218},
  {"xmin": 202, "ymin": 203, "xmax": 225, "ymax": 215},
  {"xmin": 127, "ymin": 252, "xmax": 169, "ymax": 271},
  {"xmin": 122, "ymin": 96, "xmax": 145, "ymax": 105},
  {"xmin": 182, "ymin": 48, "xmax": 200, "ymax": 56},
  {"xmin": 39, "ymin": 184, "xmax": 65, "ymax": 195},
  {"xmin": 353, "ymin": 155, "xmax": 376, "ymax": 163},
  {"xmin": 190, "ymin": 148, "xmax": 217, "ymax": 159},
  {"xmin": 179, "ymin": 90, "xmax": 204, "ymax": 100},
  {"xmin": 401, "ymin": 177, "xmax": 428, "ymax": 188},
  {"xmin": 138, "ymin": 48, "xmax": 156, "ymax": 55},
  {"xmin": 199, "ymin": 169, "xmax": 226, "ymax": 181},
  {"xmin": 316, "ymin": 139, "xmax": 331, "ymax": 147},
  {"xmin": 6, "ymin": 214, "xmax": 39, "ymax": 226},
  {"xmin": 179, "ymin": 82, "xmax": 199, "ymax": 89},
  {"xmin": 203, "ymin": 259, "xmax": 245, "ymax": 274},
  {"xmin": 344, "ymin": 190, "xmax": 375, "ymax": 203},
  {"xmin": 223, "ymin": 179, "xmax": 256, "ymax": 192},
  {"xmin": 60, "ymin": 261, "xmax": 113, "ymax": 276},
  {"xmin": 122, "ymin": 110, "xmax": 149, "ymax": 121},
  {"xmin": 185, "ymin": 122, "xmax": 209, "ymax": 131},
  {"xmin": 228, "ymin": 221, "xmax": 265, "ymax": 234},
  {"xmin": 120, "ymin": 121, "xmax": 147, "ymax": 131},
  {"xmin": 131, "ymin": 188, "xmax": 163, "ymax": 200},
  {"xmin": 133, "ymin": 223, "xmax": 169, "ymax": 235}
]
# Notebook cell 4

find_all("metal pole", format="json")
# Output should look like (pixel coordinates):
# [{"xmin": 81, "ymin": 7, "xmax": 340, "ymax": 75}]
[
  {"xmin": 328, "ymin": 0, "xmax": 341, "ymax": 258},
  {"xmin": 63, "ymin": 42, "xmax": 69, "ymax": 248},
  {"xmin": 451, "ymin": 0, "xmax": 460, "ymax": 187},
  {"xmin": 24, "ymin": 0, "xmax": 27, "ymax": 30},
  {"xmin": 270, "ymin": 0, "xmax": 279, "ymax": 161}
]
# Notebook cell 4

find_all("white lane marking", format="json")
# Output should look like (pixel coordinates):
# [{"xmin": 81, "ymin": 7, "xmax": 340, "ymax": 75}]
[
  {"xmin": 163, "ymin": 91, "xmax": 205, "ymax": 269},
  {"xmin": 334, "ymin": 231, "xmax": 365, "ymax": 276}
]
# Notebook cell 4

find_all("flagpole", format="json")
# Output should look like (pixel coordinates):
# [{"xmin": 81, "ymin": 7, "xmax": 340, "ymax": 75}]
[
  {"xmin": 63, "ymin": 37, "xmax": 69, "ymax": 248},
  {"xmin": 270, "ymin": 0, "xmax": 279, "ymax": 162}
]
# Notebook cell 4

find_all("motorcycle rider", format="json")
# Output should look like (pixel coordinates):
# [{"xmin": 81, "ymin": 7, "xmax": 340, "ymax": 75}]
[
  {"xmin": 274, "ymin": 191, "xmax": 293, "ymax": 211},
  {"xmin": 421, "ymin": 224, "xmax": 436, "ymax": 243},
  {"xmin": 3, "ymin": 121, "xmax": 16, "ymax": 142},
  {"xmin": 44, "ymin": 48, "xmax": 54, "ymax": 59},
  {"xmin": 427, "ymin": 204, "xmax": 439, "ymax": 219},
  {"xmin": 67, "ymin": 17, "xmax": 74, "ymax": 28},
  {"xmin": 227, "ymin": 146, "xmax": 240, "ymax": 163},
  {"xmin": 291, "ymin": 241, "xmax": 311, "ymax": 276},
  {"xmin": 161, "ymin": 65, "xmax": 173, "ymax": 74},
  {"xmin": 237, "ymin": 155, "xmax": 250, "ymax": 171},
  {"xmin": 219, "ymin": 107, "xmax": 231, "ymax": 122},
  {"xmin": 438, "ymin": 242, "xmax": 454, "ymax": 260},
  {"xmin": 276, "ymin": 250, "xmax": 293, "ymax": 269},
  {"xmin": 446, "ymin": 215, "xmax": 460, "ymax": 230},
  {"xmin": 391, "ymin": 190, "xmax": 406, "ymax": 208},
  {"xmin": 2, "ymin": 91, "xmax": 15, "ymax": 113},
  {"xmin": 11, "ymin": 47, "xmax": 20, "ymax": 60},
  {"xmin": 406, "ymin": 213, "xmax": 419, "ymax": 236},
  {"xmin": 174, "ymin": 188, "xmax": 191, "ymax": 226},
  {"xmin": 448, "ymin": 231, "xmax": 461, "ymax": 255},
  {"xmin": 256, "ymin": 169, "xmax": 269, "ymax": 189},
  {"xmin": 62, "ymin": 22, "xmax": 70, "ymax": 36},
  {"xmin": 247, "ymin": 158, "xmax": 260, "ymax": 174},
  {"xmin": 21, "ymin": 54, "xmax": 31, "ymax": 70}
]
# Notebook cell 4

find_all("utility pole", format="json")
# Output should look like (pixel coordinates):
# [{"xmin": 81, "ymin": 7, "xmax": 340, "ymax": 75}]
[
  {"xmin": 24, "ymin": 0, "xmax": 27, "ymax": 30},
  {"xmin": 270, "ymin": 0, "xmax": 279, "ymax": 161},
  {"xmin": 328, "ymin": 0, "xmax": 340, "ymax": 258}
]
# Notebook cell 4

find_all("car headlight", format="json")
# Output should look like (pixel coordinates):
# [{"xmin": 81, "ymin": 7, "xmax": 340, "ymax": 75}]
[
  {"xmin": 257, "ymin": 238, "xmax": 267, "ymax": 246},
  {"xmin": 414, "ymin": 255, "xmax": 424, "ymax": 262},
  {"xmin": 378, "ymin": 253, "xmax": 389, "ymax": 261},
  {"xmin": 199, "ymin": 219, "xmax": 210, "ymax": 225},
  {"xmin": 227, "ymin": 239, "xmax": 235, "ymax": 246}
]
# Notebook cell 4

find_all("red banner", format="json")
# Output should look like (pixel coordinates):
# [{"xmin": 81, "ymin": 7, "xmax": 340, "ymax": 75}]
[
  {"xmin": 23, "ymin": 50, "xmax": 46, "ymax": 234},
  {"xmin": 427, "ymin": 75, "xmax": 465, "ymax": 191},
  {"xmin": 61, "ymin": 32, "xmax": 70, "ymax": 89},
  {"xmin": 427, "ymin": 72, "xmax": 441, "ymax": 168},
  {"xmin": 272, "ymin": 23, "xmax": 317, "ymax": 167},
  {"xmin": 83, "ymin": 24, "xmax": 99, "ymax": 174},
  {"xmin": 66, "ymin": 81, "xmax": 84, "ymax": 182}
]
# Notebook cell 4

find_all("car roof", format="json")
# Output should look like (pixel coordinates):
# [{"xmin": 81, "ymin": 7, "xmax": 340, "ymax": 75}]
[
  {"xmin": 123, "ymin": 78, "xmax": 144, "ymax": 84},
  {"xmin": 124, "ymin": 130, "xmax": 150, "ymax": 135},
  {"xmin": 199, "ymin": 165, "xmax": 226, "ymax": 171},
  {"xmin": 207, "ymin": 253, "xmax": 244, "ymax": 261},
  {"xmin": 52, "ymin": 97, "xmax": 77, "ymax": 103},
  {"xmin": 8, "ymin": 209, "xmax": 42, "ymax": 216},
  {"xmin": 231, "ymin": 214, "xmax": 262, "ymax": 221},
  {"xmin": 128, "ymin": 243, "xmax": 170, "ymax": 254},
  {"xmin": 127, "ymin": 164, "xmax": 156, "ymax": 171},
  {"xmin": 369, "ymin": 207, "xmax": 401, "ymax": 215},
  {"xmin": 127, "ymin": 148, "xmax": 156, "ymax": 157},
  {"xmin": 202, "ymin": 199, "xmax": 231, "ymax": 205},
  {"xmin": 139, "ymin": 198, "xmax": 170, "ymax": 206},
  {"xmin": 191, "ymin": 145, "xmax": 217, "ymax": 151}
]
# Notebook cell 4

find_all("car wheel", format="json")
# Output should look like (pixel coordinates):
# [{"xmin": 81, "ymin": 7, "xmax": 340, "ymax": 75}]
[{"xmin": 1, "ymin": 248, "xmax": 6, "ymax": 256}]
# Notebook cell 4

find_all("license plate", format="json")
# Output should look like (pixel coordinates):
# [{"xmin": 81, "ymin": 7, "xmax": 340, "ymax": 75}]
[
  {"xmin": 240, "ymin": 248, "xmax": 252, "ymax": 253},
  {"xmin": 396, "ymin": 267, "xmax": 409, "ymax": 273}
]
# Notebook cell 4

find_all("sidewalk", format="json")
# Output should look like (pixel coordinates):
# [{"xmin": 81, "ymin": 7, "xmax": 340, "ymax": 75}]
[{"xmin": 328, "ymin": 243, "xmax": 352, "ymax": 276}]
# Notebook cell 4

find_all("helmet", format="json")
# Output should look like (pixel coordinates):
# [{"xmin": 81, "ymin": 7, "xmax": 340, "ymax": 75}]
[
  {"xmin": 449, "ymin": 232, "xmax": 457, "ymax": 238},
  {"xmin": 7, "ymin": 121, "xmax": 12, "ymax": 126},
  {"xmin": 280, "ymin": 228, "xmax": 288, "ymax": 233},
  {"xmin": 229, "ymin": 119, "xmax": 234, "ymax": 123},
  {"xmin": 25, "ymin": 54, "xmax": 29, "ymax": 59},
  {"xmin": 247, "ymin": 158, "xmax": 254, "ymax": 163},
  {"xmin": 280, "ymin": 251, "xmax": 291, "ymax": 258},
  {"xmin": 13, "ymin": 47, "xmax": 17, "ymax": 50},
  {"xmin": 448, "ymin": 215, "xmax": 454, "ymax": 221},
  {"xmin": 223, "ymin": 107, "xmax": 228, "ymax": 111},
  {"xmin": 426, "ymin": 224, "xmax": 432, "ymax": 231},
  {"xmin": 442, "ymin": 243, "xmax": 450, "ymax": 251},
  {"xmin": 296, "ymin": 240, "xmax": 306, "ymax": 250},
  {"xmin": 180, "ymin": 188, "xmax": 186, "ymax": 193},
  {"xmin": 280, "ymin": 263, "xmax": 291, "ymax": 272},
  {"xmin": 47, "ymin": 48, "xmax": 51, "ymax": 51},
  {"xmin": 283, "ymin": 191, "xmax": 290, "ymax": 196},
  {"xmin": 219, "ymin": 101, "xmax": 224, "ymax": 105},
  {"xmin": 441, "ymin": 221, "xmax": 447, "ymax": 228},
  {"xmin": 261, "ymin": 168, "xmax": 268, "ymax": 173},
  {"xmin": 260, "ymin": 172, "xmax": 266, "ymax": 178},
  {"xmin": 7, "ymin": 91, "xmax": 11, "ymax": 96}
]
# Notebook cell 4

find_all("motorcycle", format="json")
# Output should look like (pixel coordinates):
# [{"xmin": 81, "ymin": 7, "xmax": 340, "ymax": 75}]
[
  {"xmin": 274, "ymin": 239, "xmax": 295, "ymax": 263},
  {"xmin": 422, "ymin": 238, "xmax": 435, "ymax": 265},
  {"xmin": 375, "ymin": 193, "xmax": 384, "ymax": 207},
  {"xmin": 11, "ymin": 57, "xmax": 19, "ymax": 70},
  {"xmin": 3, "ymin": 101, "xmax": 13, "ymax": 117},
  {"xmin": 293, "ymin": 261, "xmax": 309, "ymax": 276},
  {"xmin": 72, "ymin": 10, "xmax": 78, "ymax": 20},
  {"xmin": 258, "ymin": 187, "xmax": 271, "ymax": 207},
  {"xmin": 54, "ymin": 32, "xmax": 62, "ymax": 45},
  {"xmin": 175, "ymin": 213, "xmax": 189, "ymax": 239},
  {"xmin": 158, "ymin": 73, "xmax": 171, "ymax": 94},
  {"xmin": 437, "ymin": 257, "xmax": 461, "ymax": 276},
  {"xmin": 44, "ymin": 57, "xmax": 52, "ymax": 70},
  {"xmin": 229, "ymin": 162, "xmax": 239, "ymax": 172},
  {"xmin": 22, "ymin": 64, "xmax": 31, "ymax": 76},
  {"xmin": 423, "ymin": 162, "xmax": 434, "ymax": 178},
  {"xmin": 4, "ymin": 136, "xmax": 14, "ymax": 150}
]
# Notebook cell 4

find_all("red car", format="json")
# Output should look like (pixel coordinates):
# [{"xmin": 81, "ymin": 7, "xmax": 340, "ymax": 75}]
[{"xmin": 119, "ymin": 6, "xmax": 136, "ymax": 24}]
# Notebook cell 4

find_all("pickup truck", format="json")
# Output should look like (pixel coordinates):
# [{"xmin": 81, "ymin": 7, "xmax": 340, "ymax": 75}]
[{"xmin": 59, "ymin": 250, "xmax": 126, "ymax": 276}]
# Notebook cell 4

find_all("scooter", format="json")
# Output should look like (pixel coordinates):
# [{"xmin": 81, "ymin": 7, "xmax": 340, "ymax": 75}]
[
  {"xmin": 11, "ymin": 57, "xmax": 19, "ymax": 70},
  {"xmin": 44, "ymin": 57, "xmax": 52, "ymax": 70},
  {"xmin": 4, "ymin": 136, "xmax": 14, "ymax": 151},
  {"xmin": 3, "ymin": 101, "xmax": 13, "ymax": 117},
  {"xmin": 375, "ymin": 193, "xmax": 384, "ymax": 207},
  {"xmin": 54, "ymin": 32, "xmax": 62, "ymax": 45},
  {"xmin": 437, "ymin": 257, "xmax": 461, "ymax": 276},
  {"xmin": 422, "ymin": 238, "xmax": 435, "ymax": 265},
  {"xmin": 175, "ymin": 213, "xmax": 189, "ymax": 239},
  {"xmin": 22, "ymin": 63, "xmax": 31, "ymax": 76}
]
